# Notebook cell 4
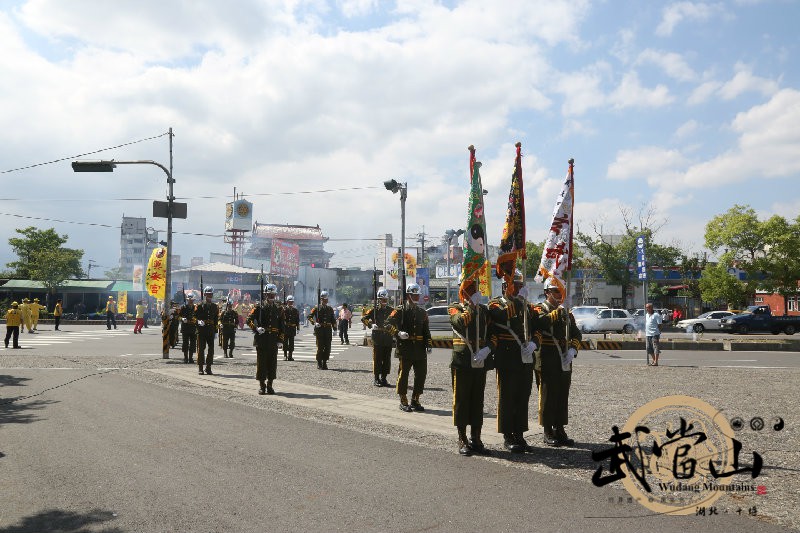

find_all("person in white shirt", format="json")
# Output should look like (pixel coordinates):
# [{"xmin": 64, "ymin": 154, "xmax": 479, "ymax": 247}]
[{"xmin": 644, "ymin": 303, "xmax": 663, "ymax": 366}]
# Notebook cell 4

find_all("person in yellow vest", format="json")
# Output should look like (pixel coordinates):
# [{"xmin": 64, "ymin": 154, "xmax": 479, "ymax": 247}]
[
  {"xmin": 53, "ymin": 299, "xmax": 63, "ymax": 331},
  {"xmin": 5, "ymin": 301, "xmax": 23, "ymax": 348},
  {"xmin": 19, "ymin": 298, "xmax": 33, "ymax": 333},
  {"xmin": 30, "ymin": 298, "xmax": 45, "ymax": 331},
  {"xmin": 106, "ymin": 296, "xmax": 118, "ymax": 330},
  {"xmin": 134, "ymin": 300, "xmax": 145, "ymax": 334}
]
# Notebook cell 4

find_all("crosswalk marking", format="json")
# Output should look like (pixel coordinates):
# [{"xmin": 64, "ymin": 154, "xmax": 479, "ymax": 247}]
[{"xmin": 1, "ymin": 328, "xmax": 135, "ymax": 350}]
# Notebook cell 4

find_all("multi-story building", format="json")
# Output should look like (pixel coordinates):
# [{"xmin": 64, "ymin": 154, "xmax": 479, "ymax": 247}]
[
  {"xmin": 119, "ymin": 216, "xmax": 159, "ymax": 278},
  {"xmin": 246, "ymin": 223, "xmax": 333, "ymax": 268}
]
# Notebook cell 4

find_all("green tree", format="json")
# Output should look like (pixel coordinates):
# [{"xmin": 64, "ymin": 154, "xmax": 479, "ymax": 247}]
[
  {"xmin": 104, "ymin": 266, "xmax": 127, "ymax": 280},
  {"xmin": 704, "ymin": 205, "xmax": 766, "ymax": 264},
  {"xmin": 699, "ymin": 261, "xmax": 749, "ymax": 310},
  {"xmin": 7, "ymin": 227, "xmax": 84, "ymax": 291},
  {"xmin": 755, "ymin": 215, "xmax": 800, "ymax": 314}
]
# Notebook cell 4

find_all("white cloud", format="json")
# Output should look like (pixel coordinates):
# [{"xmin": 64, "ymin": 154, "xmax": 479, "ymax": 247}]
[
  {"xmin": 607, "ymin": 147, "xmax": 687, "ymax": 183},
  {"xmin": 608, "ymin": 71, "xmax": 674, "ymax": 109},
  {"xmin": 554, "ymin": 62, "xmax": 610, "ymax": 116},
  {"xmin": 337, "ymin": 0, "xmax": 378, "ymax": 18},
  {"xmin": 673, "ymin": 119, "xmax": 699, "ymax": 139},
  {"xmin": 688, "ymin": 79, "xmax": 722, "ymax": 104},
  {"xmin": 636, "ymin": 49, "xmax": 696, "ymax": 82},
  {"xmin": 656, "ymin": 2, "xmax": 723, "ymax": 37},
  {"xmin": 718, "ymin": 62, "xmax": 780, "ymax": 100}
]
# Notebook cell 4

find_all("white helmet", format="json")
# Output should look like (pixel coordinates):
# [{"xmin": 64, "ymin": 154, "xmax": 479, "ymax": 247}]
[
  {"xmin": 406, "ymin": 283, "xmax": 421, "ymax": 295},
  {"xmin": 377, "ymin": 288, "xmax": 389, "ymax": 300},
  {"xmin": 320, "ymin": 290, "xmax": 329, "ymax": 299},
  {"xmin": 543, "ymin": 277, "xmax": 559, "ymax": 291},
  {"xmin": 286, "ymin": 295, "xmax": 295, "ymax": 303},
  {"xmin": 264, "ymin": 283, "xmax": 278, "ymax": 295},
  {"xmin": 203, "ymin": 286, "xmax": 214, "ymax": 295}
]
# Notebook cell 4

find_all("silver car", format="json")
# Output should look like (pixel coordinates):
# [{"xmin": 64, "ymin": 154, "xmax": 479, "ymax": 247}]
[
  {"xmin": 676, "ymin": 311, "xmax": 736, "ymax": 333},
  {"xmin": 426, "ymin": 306, "xmax": 451, "ymax": 331}
]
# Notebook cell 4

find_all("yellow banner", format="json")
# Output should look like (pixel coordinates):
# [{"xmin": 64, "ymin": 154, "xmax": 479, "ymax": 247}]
[
  {"xmin": 117, "ymin": 291, "xmax": 127, "ymax": 316},
  {"xmin": 146, "ymin": 247, "xmax": 168, "ymax": 300}
]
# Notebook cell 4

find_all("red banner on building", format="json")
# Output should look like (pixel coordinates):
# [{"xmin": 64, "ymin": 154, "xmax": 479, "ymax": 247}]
[{"xmin": 271, "ymin": 239, "xmax": 300, "ymax": 277}]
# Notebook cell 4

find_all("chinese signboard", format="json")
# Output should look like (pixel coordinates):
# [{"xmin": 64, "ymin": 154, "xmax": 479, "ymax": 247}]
[{"xmin": 271, "ymin": 239, "xmax": 300, "ymax": 277}]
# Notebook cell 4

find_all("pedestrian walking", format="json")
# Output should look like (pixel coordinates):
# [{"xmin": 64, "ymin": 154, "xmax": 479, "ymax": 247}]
[
  {"xmin": 248, "ymin": 284, "xmax": 285, "ymax": 394},
  {"xmin": 53, "ymin": 299, "xmax": 63, "ymax": 331},
  {"xmin": 194, "ymin": 286, "xmax": 220, "ymax": 375},
  {"xmin": 338, "ymin": 303, "xmax": 352, "ymax": 345},
  {"xmin": 386, "ymin": 283, "xmax": 432, "ymax": 412},
  {"xmin": 308, "ymin": 291, "xmax": 336, "ymax": 369},
  {"xmin": 105, "ymin": 296, "xmax": 117, "ymax": 330},
  {"xmin": 5, "ymin": 301, "xmax": 23, "ymax": 348},
  {"xmin": 645, "ymin": 303, "xmax": 662, "ymax": 366},
  {"xmin": 534, "ymin": 278, "xmax": 581, "ymax": 447},
  {"xmin": 133, "ymin": 300, "xmax": 145, "ymax": 334},
  {"xmin": 362, "ymin": 288, "xmax": 393, "ymax": 387}
]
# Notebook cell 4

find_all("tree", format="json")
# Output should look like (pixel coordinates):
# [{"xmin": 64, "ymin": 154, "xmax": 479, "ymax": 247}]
[
  {"xmin": 7, "ymin": 227, "xmax": 84, "ymax": 290},
  {"xmin": 104, "ymin": 266, "xmax": 127, "ymax": 280},
  {"xmin": 699, "ymin": 261, "xmax": 750, "ymax": 310},
  {"xmin": 705, "ymin": 205, "xmax": 766, "ymax": 264},
  {"xmin": 576, "ymin": 205, "xmax": 681, "ymax": 308},
  {"xmin": 755, "ymin": 215, "xmax": 800, "ymax": 314}
]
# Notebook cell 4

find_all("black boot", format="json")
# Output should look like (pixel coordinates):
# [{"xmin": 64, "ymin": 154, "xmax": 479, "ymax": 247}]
[
  {"xmin": 317, "ymin": 360, "xmax": 322, "ymax": 369},
  {"xmin": 543, "ymin": 426, "xmax": 560, "ymax": 447},
  {"xmin": 259, "ymin": 380, "xmax": 266, "ymax": 395},
  {"xmin": 380, "ymin": 376, "xmax": 389, "ymax": 387},
  {"xmin": 457, "ymin": 426, "xmax": 472, "ymax": 456},
  {"xmin": 205, "ymin": 366, "xmax": 213, "ymax": 375},
  {"xmin": 503, "ymin": 433, "xmax": 523, "ymax": 453},
  {"xmin": 399, "ymin": 396, "xmax": 412, "ymax": 412},
  {"xmin": 374, "ymin": 376, "xmax": 382, "ymax": 387},
  {"xmin": 554, "ymin": 426, "xmax": 575, "ymax": 447},
  {"xmin": 287, "ymin": 352, "xmax": 293, "ymax": 361},
  {"xmin": 267, "ymin": 379, "xmax": 275, "ymax": 395},
  {"xmin": 183, "ymin": 352, "xmax": 188, "ymax": 363},
  {"xmin": 322, "ymin": 361, "xmax": 328, "ymax": 370},
  {"xmin": 470, "ymin": 427, "xmax": 492, "ymax": 456},
  {"xmin": 515, "ymin": 433, "xmax": 535, "ymax": 453},
  {"xmin": 410, "ymin": 396, "xmax": 425, "ymax": 412}
]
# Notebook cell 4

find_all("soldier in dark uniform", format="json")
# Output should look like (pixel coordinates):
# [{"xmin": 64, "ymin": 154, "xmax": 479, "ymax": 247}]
[
  {"xmin": 168, "ymin": 302, "xmax": 180, "ymax": 348},
  {"xmin": 534, "ymin": 277, "xmax": 581, "ymax": 447},
  {"xmin": 308, "ymin": 290, "xmax": 335, "ymax": 370},
  {"xmin": 220, "ymin": 300, "xmax": 239, "ymax": 358},
  {"xmin": 449, "ymin": 294, "xmax": 492, "ymax": 456},
  {"xmin": 179, "ymin": 295, "xmax": 197, "ymax": 363},
  {"xmin": 361, "ymin": 288, "xmax": 393, "ymax": 387},
  {"xmin": 385, "ymin": 283, "xmax": 432, "ymax": 412},
  {"xmin": 487, "ymin": 270, "xmax": 561, "ymax": 453},
  {"xmin": 282, "ymin": 295, "xmax": 300, "ymax": 361},
  {"xmin": 248, "ymin": 284, "xmax": 285, "ymax": 394},
  {"xmin": 195, "ymin": 286, "xmax": 220, "ymax": 375}
]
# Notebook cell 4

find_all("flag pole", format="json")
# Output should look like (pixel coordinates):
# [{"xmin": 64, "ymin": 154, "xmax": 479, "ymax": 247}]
[{"xmin": 565, "ymin": 158, "xmax": 575, "ymax": 345}]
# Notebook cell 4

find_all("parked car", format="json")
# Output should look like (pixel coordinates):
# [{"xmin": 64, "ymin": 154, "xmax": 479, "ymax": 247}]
[
  {"xmin": 676, "ymin": 311, "xmax": 736, "ymax": 333},
  {"xmin": 571, "ymin": 306, "xmax": 609, "ymax": 320},
  {"xmin": 720, "ymin": 305, "xmax": 800, "ymax": 335},
  {"xmin": 426, "ymin": 306, "xmax": 451, "ymax": 330},
  {"xmin": 576, "ymin": 308, "xmax": 637, "ymax": 334}
]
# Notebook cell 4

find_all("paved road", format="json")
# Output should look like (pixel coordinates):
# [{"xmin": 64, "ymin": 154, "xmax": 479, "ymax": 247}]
[{"xmin": 1, "ymin": 368, "xmax": 788, "ymax": 533}]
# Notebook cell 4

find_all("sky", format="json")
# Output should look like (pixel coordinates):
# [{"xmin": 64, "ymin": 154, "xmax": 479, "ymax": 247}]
[{"xmin": 1, "ymin": 0, "xmax": 798, "ymax": 275}]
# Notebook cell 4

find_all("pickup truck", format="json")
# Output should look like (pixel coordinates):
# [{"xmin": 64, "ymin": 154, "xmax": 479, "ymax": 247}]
[{"xmin": 719, "ymin": 305, "xmax": 800, "ymax": 335}]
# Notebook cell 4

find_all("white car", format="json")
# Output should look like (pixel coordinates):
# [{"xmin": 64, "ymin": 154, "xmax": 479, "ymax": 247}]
[
  {"xmin": 676, "ymin": 311, "xmax": 736, "ymax": 333},
  {"xmin": 426, "ymin": 306, "xmax": 451, "ymax": 330},
  {"xmin": 571, "ymin": 306, "xmax": 609, "ymax": 320},
  {"xmin": 577, "ymin": 308, "xmax": 637, "ymax": 334}
]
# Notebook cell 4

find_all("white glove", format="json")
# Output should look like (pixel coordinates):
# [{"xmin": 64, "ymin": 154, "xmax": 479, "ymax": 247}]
[
  {"xmin": 523, "ymin": 341, "xmax": 537, "ymax": 357},
  {"xmin": 181, "ymin": 317, "xmax": 187, "ymax": 323},
  {"xmin": 562, "ymin": 347, "xmax": 577, "ymax": 371},
  {"xmin": 314, "ymin": 322, "xmax": 321, "ymax": 329},
  {"xmin": 371, "ymin": 324, "xmax": 379, "ymax": 330},
  {"xmin": 567, "ymin": 347, "xmax": 577, "ymax": 358},
  {"xmin": 470, "ymin": 292, "xmax": 481, "ymax": 305},
  {"xmin": 277, "ymin": 342, "xmax": 283, "ymax": 349},
  {"xmin": 197, "ymin": 320, "xmax": 205, "ymax": 327},
  {"xmin": 426, "ymin": 346, "xmax": 432, "ymax": 354},
  {"xmin": 398, "ymin": 331, "xmax": 409, "ymax": 340},
  {"xmin": 256, "ymin": 327, "xmax": 265, "ymax": 334},
  {"xmin": 474, "ymin": 346, "xmax": 491, "ymax": 362},
  {"xmin": 518, "ymin": 287, "xmax": 528, "ymax": 298}
]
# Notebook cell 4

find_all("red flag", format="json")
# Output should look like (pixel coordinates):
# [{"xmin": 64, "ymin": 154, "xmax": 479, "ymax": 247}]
[{"xmin": 496, "ymin": 142, "xmax": 526, "ymax": 294}]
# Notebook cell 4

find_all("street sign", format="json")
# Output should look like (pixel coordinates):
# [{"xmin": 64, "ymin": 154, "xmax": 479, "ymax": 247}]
[
  {"xmin": 636, "ymin": 235, "xmax": 647, "ymax": 280},
  {"xmin": 153, "ymin": 200, "xmax": 188, "ymax": 219},
  {"xmin": 435, "ymin": 263, "xmax": 462, "ymax": 279}
]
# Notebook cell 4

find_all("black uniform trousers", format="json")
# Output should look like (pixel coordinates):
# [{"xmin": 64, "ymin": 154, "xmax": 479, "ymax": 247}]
[
  {"xmin": 397, "ymin": 356, "xmax": 427, "ymax": 398},
  {"xmin": 451, "ymin": 366, "xmax": 487, "ymax": 429},
  {"xmin": 284, "ymin": 333, "xmax": 295, "ymax": 355},
  {"xmin": 373, "ymin": 345, "xmax": 392, "ymax": 378},
  {"xmin": 181, "ymin": 324, "xmax": 196, "ymax": 356},
  {"xmin": 496, "ymin": 363, "xmax": 534, "ymax": 434},
  {"xmin": 535, "ymin": 352, "xmax": 572, "ymax": 427},
  {"xmin": 316, "ymin": 328, "xmax": 332, "ymax": 363},
  {"xmin": 5, "ymin": 326, "xmax": 20, "ymax": 347},
  {"xmin": 222, "ymin": 325, "xmax": 236, "ymax": 353},
  {"xmin": 256, "ymin": 337, "xmax": 280, "ymax": 381},
  {"xmin": 196, "ymin": 326, "xmax": 215, "ymax": 368},
  {"xmin": 169, "ymin": 318, "xmax": 179, "ymax": 347},
  {"xmin": 106, "ymin": 311, "xmax": 116, "ymax": 329}
]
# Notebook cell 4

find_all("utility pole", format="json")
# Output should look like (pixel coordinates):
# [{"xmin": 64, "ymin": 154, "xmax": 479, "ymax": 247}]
[{"xmin": 416, "ymin": 226, "xmax": 426, "ymax": 266}]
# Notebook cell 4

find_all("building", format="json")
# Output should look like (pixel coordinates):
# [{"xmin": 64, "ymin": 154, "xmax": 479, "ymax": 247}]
[
  {"xmin": 119, "ymin": 216, "xmax": 160, "ymax": 277},
  {"xmin": 246, "ymin": 223, "xmax": 333, "ymax": 268},
  {"xmin": 333, "ymin": 267, "xmax": 376, "ymax": 305}
]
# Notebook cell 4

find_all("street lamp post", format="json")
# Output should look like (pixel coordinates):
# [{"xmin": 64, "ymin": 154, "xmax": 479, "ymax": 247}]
[
  {"xmin": 384, "ymin": 179, "xmax": 408, "ymax": 300},
  {"xmin": 444, "ymin": 229, "xmax": 465, "ymax": 305},
  {"xmin": 73, "ymin": 130, "xmax": 182, "ymax": 359}
]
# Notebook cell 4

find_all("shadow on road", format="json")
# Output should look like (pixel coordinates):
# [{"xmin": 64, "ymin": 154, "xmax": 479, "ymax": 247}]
[
  {"xmin": 0, "ymin": 375, "xmax": 31, "ymax": 387},
  {"xmin": 494, "ymin": 440, "xmax": 615, "ymax": 474},
  {"xmin": 0, "ymin": 375, "xmax": 56, "ymax": 429},
  {"xmin": 0, "ymin": 509, "xmax": 122, "ymax": 533},
  {"xmin": 327, "ymin": 368, "xmax": 371, "ymax": 374},
  {"xmin": 278, "ymin": 391, "xmax": 336, "ymax": 400}
]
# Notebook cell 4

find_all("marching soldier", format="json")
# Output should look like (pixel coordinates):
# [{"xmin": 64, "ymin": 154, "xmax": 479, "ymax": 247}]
[
  {"xmin": 487, "ymin": 270, "xmax": 561, "ymax": 453},
  {"xmin": 385, "ymin": 283, "xmax": 432, "ymax": 412},
  {"xmin": 168, "ymin": 302, "xmax": 180, "ymax": 348},
  {"xmin": 195, "ymin": 286, "xmax": 220, "ymax": 375},
  {"xmin": 362, "ymin": 288, "xmax": 393, "ymax": 387},
  {"xmin": 534, "ymin": 278, "xmax": 581, "ymax": 447},
  {"xmin": 449, "ymin": 293, "xmax": 492, "ymax": 456},
  {"xmin": 282, "ymin": 295, "xmax": 300, "ymax": 361},
  {"xmin": 5, "ymin": 301, "xmax": 23, "ymax": 348},
  {"xmin": 179, "ymin": 295, "xmax": 197, "ymax": 363},
  {"xmin": 248, "ymin": 284, "xmax": 285, "ymax": 394},
  {"xmin": 308, "ymin": 291, "xmax": 336, "ymax": 370},
  {"xmin": 30, "ymin": 298, "xmax": 45, "ymax": 331},
  {"xmin": 220, "ymin": 301, "xmax": 239, "ymax": 358}
]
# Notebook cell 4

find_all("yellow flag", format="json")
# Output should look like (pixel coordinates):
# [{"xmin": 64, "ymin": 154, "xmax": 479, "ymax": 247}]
[{"xmin": 146, "ymin": 248, "xmax": 168, "ymax": 300}]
